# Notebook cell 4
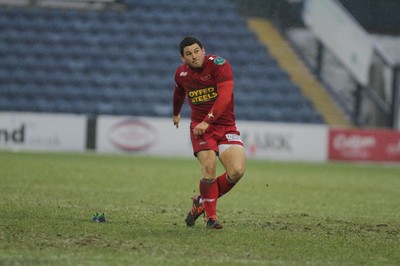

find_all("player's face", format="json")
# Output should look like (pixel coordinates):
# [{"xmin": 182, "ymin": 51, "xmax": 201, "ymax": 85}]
[{"xmin": 181, "ymin": 44, "xmax": 205, "ymax": 69}]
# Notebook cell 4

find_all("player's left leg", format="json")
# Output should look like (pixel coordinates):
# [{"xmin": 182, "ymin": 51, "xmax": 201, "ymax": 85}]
[{"xmin": 218, "ymin": 144, "xmax": 246, "ymax": 185}]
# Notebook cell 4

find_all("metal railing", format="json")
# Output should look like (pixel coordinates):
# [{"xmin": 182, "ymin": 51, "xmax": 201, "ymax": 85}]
[{"xmin": 277, "ymin": 1, "xmax": 400, "ymax": 129}]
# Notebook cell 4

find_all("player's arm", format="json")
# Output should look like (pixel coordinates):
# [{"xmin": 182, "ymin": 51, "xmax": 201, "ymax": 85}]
[
  {"xmin": 193, "ymin": 80, "xmax": 233, "ymax": 135},
  {"xmin": 172, "ymin": 84, "xmax": 186, "ymax": 128},
  {"xmin": 203, "ymin": 80, "xmax": 233, "ymax": 124}
]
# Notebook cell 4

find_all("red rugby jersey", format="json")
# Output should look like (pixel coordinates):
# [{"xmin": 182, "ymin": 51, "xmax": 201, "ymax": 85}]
[{"xmin": 173, "ymin": 54, "xmax": 236, "ymax": 125}]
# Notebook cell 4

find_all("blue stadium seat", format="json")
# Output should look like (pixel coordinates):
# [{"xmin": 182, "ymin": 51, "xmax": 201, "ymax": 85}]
[{"xmin": 0, "ymin": 1, "xmax": 324, "ymax": 124}]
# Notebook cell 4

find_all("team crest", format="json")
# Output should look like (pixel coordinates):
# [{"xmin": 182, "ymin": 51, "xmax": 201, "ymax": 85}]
[{"xmin": 213, "ymin": 57, "xmax": 226, "ymax": 65}]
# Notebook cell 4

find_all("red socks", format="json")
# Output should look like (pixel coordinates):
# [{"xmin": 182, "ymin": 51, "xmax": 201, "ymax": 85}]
[
  {"xmin": 200, "ymin": 173, "xmax": 236, "ymax": 219},
  {"xmin": 216, "ymin": 173, "xmax": 236, "ymax": 197},
  {"xmin": 200, "ymin": 178, "xmax": 219, "ymax": 219}
]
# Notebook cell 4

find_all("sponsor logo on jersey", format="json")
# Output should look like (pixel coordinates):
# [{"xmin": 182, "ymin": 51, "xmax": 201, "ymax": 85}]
[
  {"xmin": 180, "ymin": 71, "xmax": 188, "ymax": 77},
  {"xmin": 201, "ymin": 74, "xmax": 212, "ymax": 81},
  {"xmin": 188, "ymin": 86, "xmax": 218, "ymax": 104},
  {"xmin": 214, "ymin": 57, "xmax": 226, "ymax": 65},
  {"xmin": 226, "ymin": 134, "xmax": 242, "ymax": 142}
]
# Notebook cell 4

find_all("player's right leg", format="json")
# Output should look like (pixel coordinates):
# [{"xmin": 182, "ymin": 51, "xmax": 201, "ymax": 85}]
[
  {"xmin": 197, "ymin": 150, "xmax": 221, "ymax": 228},
  {"xmin": 185, "ymin": 149, "xmax": 222, "ymax": 228}
]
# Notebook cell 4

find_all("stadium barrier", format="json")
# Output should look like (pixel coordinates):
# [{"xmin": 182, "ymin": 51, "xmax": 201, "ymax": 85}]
[
  {"xmin": 0, "ymin": 112, "xmax": 86, "ymax": 152},
  {"xmin": 1, "ymin": 112, "xmax": 399, "ymax": 162}
]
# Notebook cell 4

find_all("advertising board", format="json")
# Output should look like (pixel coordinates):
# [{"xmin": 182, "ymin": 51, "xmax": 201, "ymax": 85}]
[
  {"xmin": 96, "ymin": 116, "xmax": 329, "ymax": 162},
  {"xmin": 0, "ymin": 112, "xmax": 86, "ymax": 151},
  {"xmin": 239, "ymin": 121, "xmax": 328, "ymax": 162},
  {"xmin": 329, "ymin": 128, "xmax": 400, "ymax": 162},
  {"xmin": 96, "ymin": 116, "xmax": 192, "ymax": 156}
]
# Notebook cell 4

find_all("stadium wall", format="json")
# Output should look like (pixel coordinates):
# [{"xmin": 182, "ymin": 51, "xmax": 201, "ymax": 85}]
[{"xmin": 1, "ymin": 112, "xmax": 399, "ymax": 163}]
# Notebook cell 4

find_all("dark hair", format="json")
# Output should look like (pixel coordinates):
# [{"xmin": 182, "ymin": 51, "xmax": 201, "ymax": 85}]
[{"xmin": 179, "ymin": 36, "xmax": 203, "ymax": 55}]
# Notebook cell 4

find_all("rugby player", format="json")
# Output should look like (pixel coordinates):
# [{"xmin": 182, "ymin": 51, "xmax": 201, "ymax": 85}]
[{"xmin": 172, "ymin": 36, "xmax": 246, "ymax": 229}]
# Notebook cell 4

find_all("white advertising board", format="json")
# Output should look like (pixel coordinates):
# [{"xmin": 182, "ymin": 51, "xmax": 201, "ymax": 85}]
[
  {"xmin": 303, "ymin": 0, "xmax": 373, "ymax": 86},
  {"xmin": 96, "ymin": 116, "xmax": 328, "ymax": 162},
  {"xmin": 0, "ymin": 112, "xmax": 86, "ymax": 152},
  {"xmin": 238, "ymin": 121, "xmax": 328, "ymax": 162},
  {"xmin": 96, "ymin": 116, "xmax": 193, "ymax": 156}
]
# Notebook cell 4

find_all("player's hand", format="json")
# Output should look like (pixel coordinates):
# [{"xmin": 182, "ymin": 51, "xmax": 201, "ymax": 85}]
[
  {"xmin": 173, "ymin": 114, "xmax": 180, "ymax": 128},
  {"xmin": 193, "ymin": 121, "xmax": 209, "ymax": 136}
]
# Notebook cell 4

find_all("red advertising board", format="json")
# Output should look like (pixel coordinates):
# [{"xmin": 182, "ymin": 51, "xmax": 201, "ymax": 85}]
[{"xmin": 329, "ymin": 128, "xmax": 400, "ymax": 162}]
